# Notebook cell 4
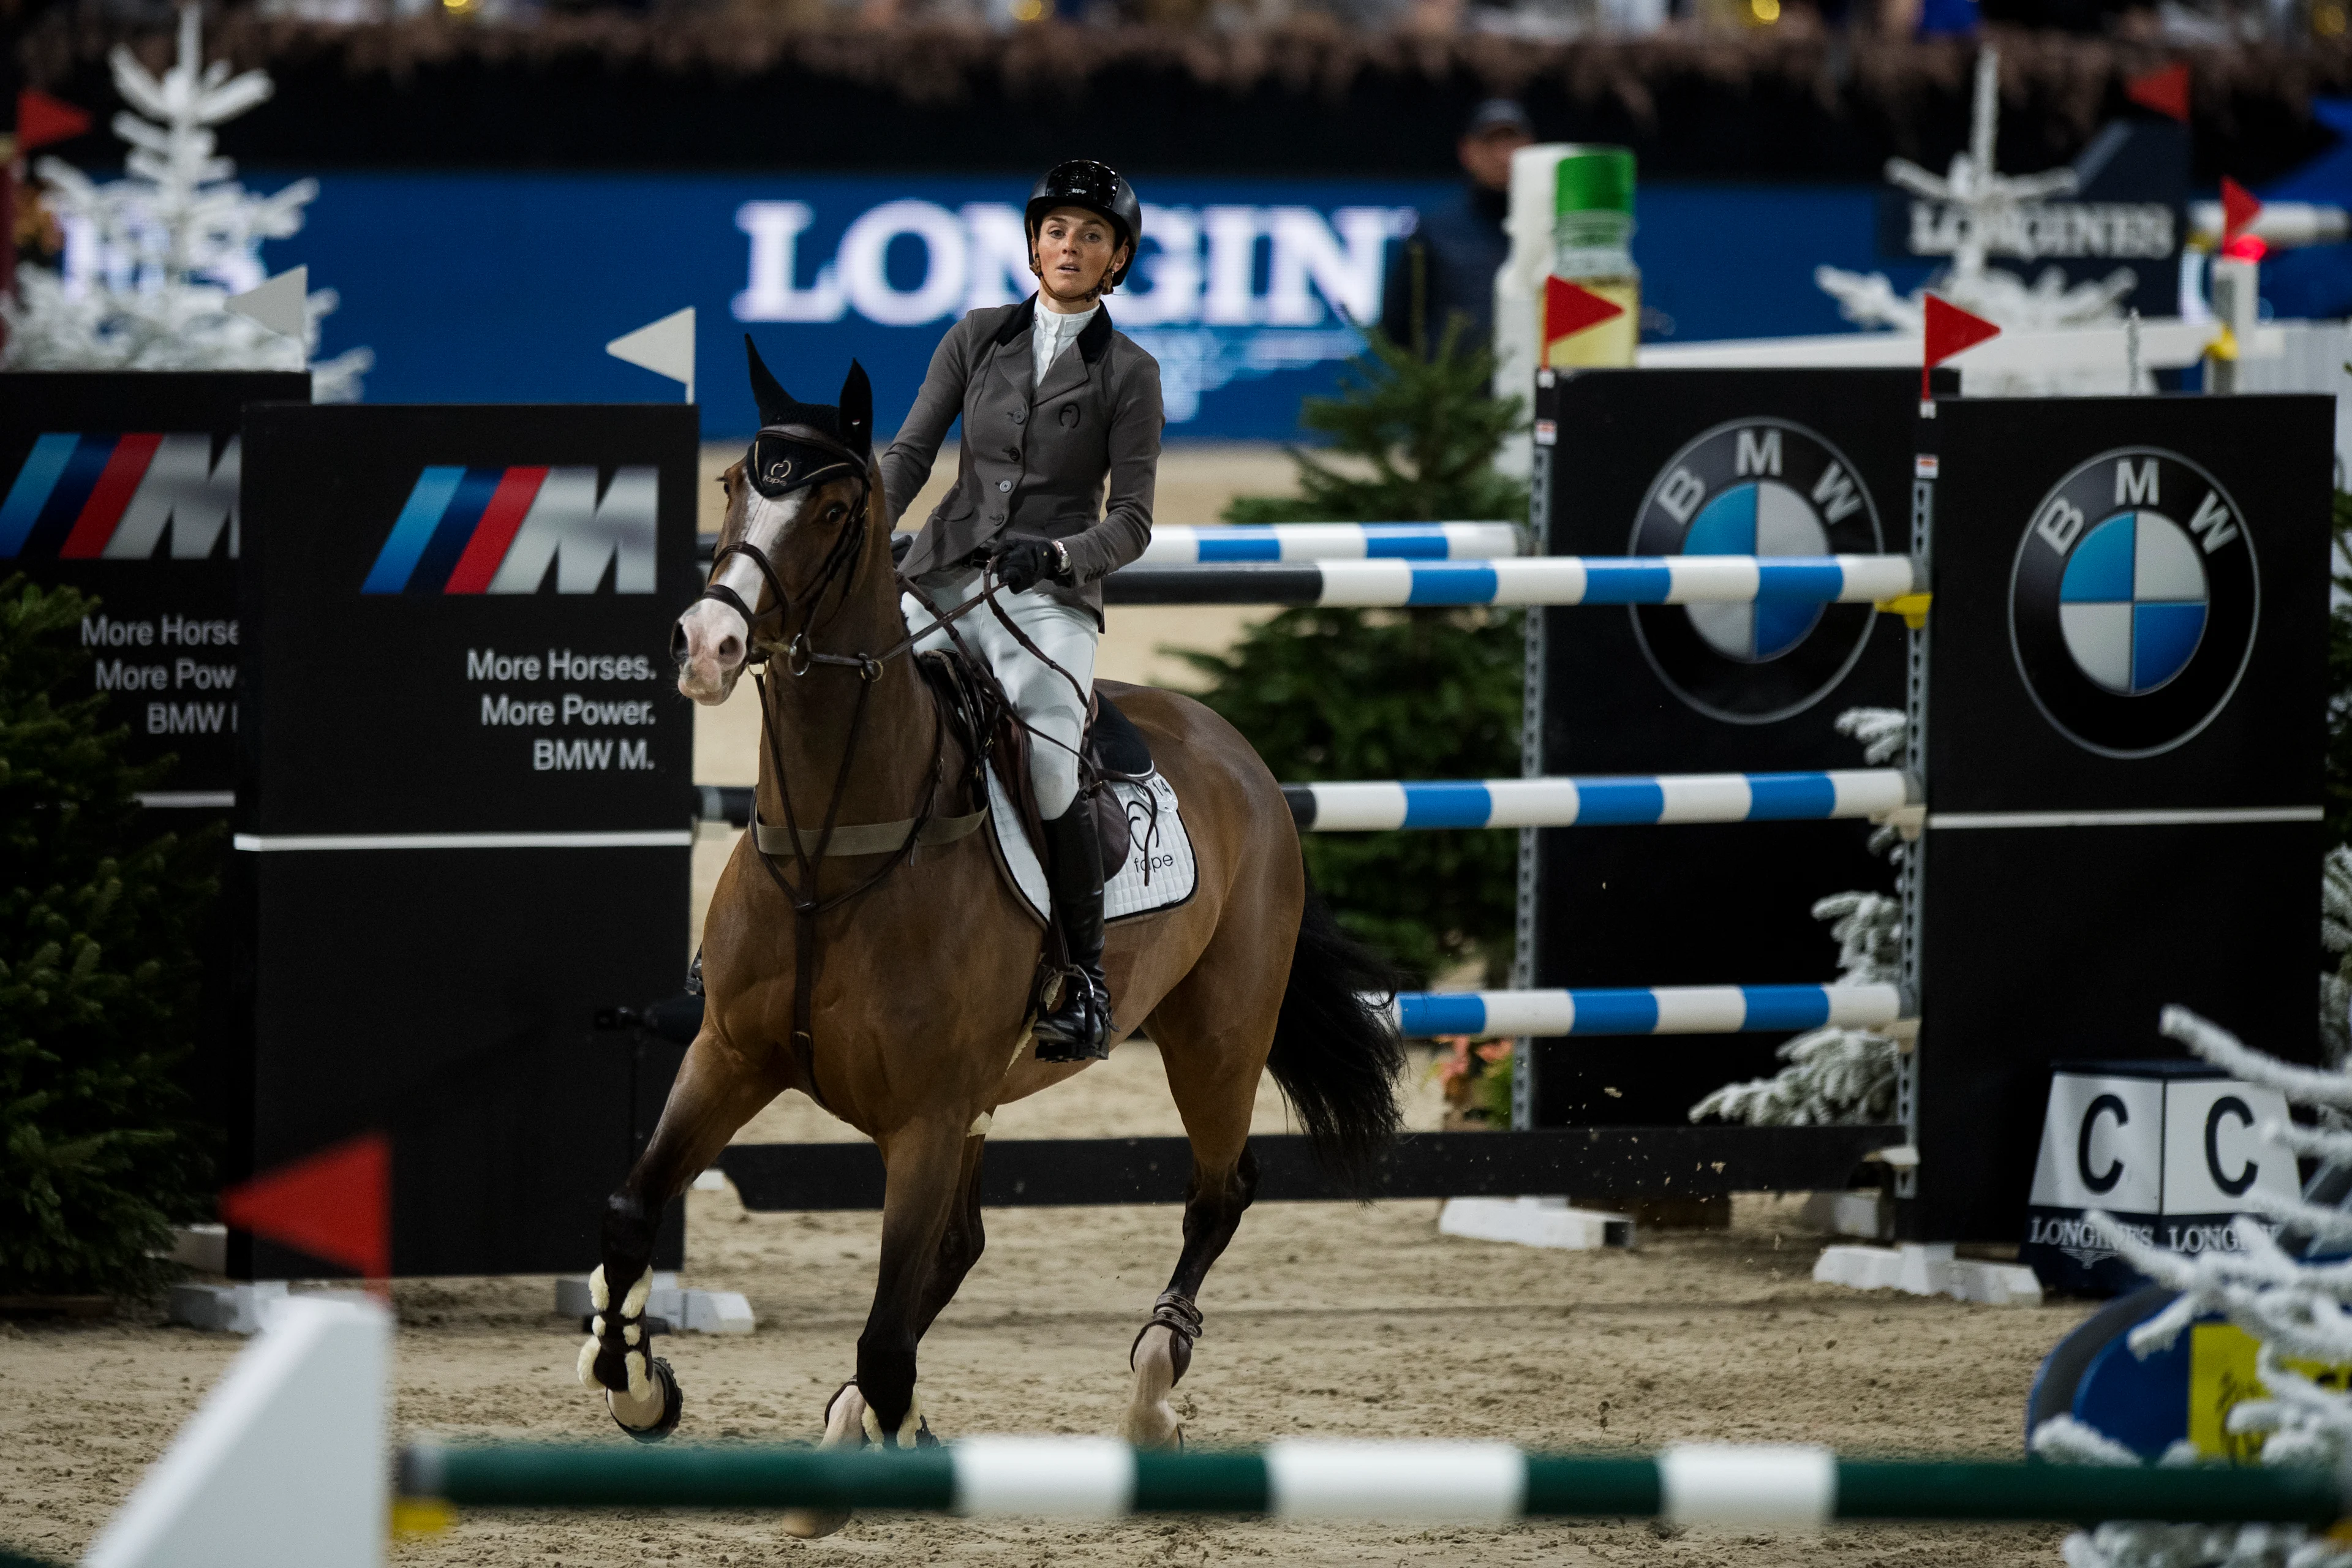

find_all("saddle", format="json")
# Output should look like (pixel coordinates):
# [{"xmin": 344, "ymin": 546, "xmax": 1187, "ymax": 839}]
[{"xmin": 916, "ymin": 649, "xmax": 1152, "ymax": 873}]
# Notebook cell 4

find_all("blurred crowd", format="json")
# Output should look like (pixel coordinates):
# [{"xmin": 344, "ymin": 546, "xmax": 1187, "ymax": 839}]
[{"xmin": 0, "ymin": 0, "xmax": 2324, "ymax": 42}]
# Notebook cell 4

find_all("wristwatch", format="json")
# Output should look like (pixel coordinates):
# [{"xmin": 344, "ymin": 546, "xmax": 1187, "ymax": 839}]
[{"xmin": 1049, "ymin": 540, "xmax": 1072, "ymax": 581}]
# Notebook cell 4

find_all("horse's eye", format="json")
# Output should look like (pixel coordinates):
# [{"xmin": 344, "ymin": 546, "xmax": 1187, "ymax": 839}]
[{"xmin": 828, "ymin": 504, "xmax": 846, "ymax": 522}]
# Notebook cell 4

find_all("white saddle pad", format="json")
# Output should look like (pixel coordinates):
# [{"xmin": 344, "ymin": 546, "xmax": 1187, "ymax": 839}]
[{"xmin": 987, "ymin": 764, "xmax": 1197, "ymax": 925}]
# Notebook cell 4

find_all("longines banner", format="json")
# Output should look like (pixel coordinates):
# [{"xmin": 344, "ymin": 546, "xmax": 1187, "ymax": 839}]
[
  {"xmin": 1876, "ymin": 120, "xmax": 2188, "ymax": 320},
  {"xmin": 1527, "ymin": 368, "xmax": 1932, "ymax": 1131},
  {"xmin": 1911, "ymin": 394, "xmax": 2330, "ymax": 1243},
  {"xmin": 206, "ymin": 170, "xmax": 1949, "ymax": 439},
  {"xmin": 0, "ymin": 371, "xmax": 309, "ymax": 804},
  {"xmin": 230, "ymin": 404, "xmax": 697, "ymax": 1276}
]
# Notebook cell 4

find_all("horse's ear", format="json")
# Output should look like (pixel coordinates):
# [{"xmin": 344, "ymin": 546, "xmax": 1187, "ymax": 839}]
[
  {"xmin": 745, "ymin": 334, "xmax": 791, "ymax": 427},
  {"xmin": 840, "ymin": 360, "xmax": 873, "ymax": 459}
]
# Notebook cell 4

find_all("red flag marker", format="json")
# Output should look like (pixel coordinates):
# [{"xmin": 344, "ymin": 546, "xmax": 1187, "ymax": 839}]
[
  {"xmin": 15, "ymin": 90, "xmax": 92, "ymax": 153},
  {"xmin": 1544, "ymin": 276, "xmax": 1626, "ymax": 349},
  {"xmin": 1921, "ymin": 294, "xmax": 2001, "ymax": 404},
  {"xmin": 2125, "ymin": 62, "xmax": 2190, "ymax": 123},
  {"xmin": 220, "ymin": 1132, "xmax": 391, "ymax": 1280},
  {"xmin": 2221, "ymin": 176, "xmax": 2262, "ymax": 244}
]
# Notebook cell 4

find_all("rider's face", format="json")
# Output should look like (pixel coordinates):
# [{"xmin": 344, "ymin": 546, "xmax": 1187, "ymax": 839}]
[{"xmin": 1032, "ymin": 206, "xmax": 1128, "ymax": 310}]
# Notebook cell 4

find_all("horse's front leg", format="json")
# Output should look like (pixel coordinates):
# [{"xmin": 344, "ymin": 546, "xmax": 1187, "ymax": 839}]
[
  {"xmin": 580, "ymin": 1025, "xmax": 788, "ymax": 1438},
  {"xmin": 847, "ymin": 1112, "xmax": 970, "ymax": 1447},
  {"xmin": 782, "ymin": 1121, "xmax": 982, "ymax": 1541}
]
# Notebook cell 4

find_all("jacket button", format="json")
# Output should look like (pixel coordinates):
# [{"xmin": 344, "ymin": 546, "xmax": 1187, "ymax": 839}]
[
  {"xmin": 1010, "ymin": 409, "xmax": 1027, "ymax": 424},
  {"xmin": 992, "ymin": 511, "xmax": 1006, "ymax": 522},
  {"xmin": 1005, "ymin": 447, "xmax": 1021, "ymax": 460},
  {"xmin": 996, "ymin": 478, "xmax": 1012, "ymax": 492}
]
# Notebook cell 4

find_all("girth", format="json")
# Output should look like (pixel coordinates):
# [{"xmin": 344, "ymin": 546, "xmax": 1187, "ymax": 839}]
[{"xmin": 752, "ymin": 807, "xmax": 987, "ymax": 859}]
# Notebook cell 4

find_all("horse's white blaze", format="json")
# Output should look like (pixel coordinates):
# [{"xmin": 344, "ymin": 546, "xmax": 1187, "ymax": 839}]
[{"xmin": 675, "ymin": 487, "xmax": 807, "ymax": 703}]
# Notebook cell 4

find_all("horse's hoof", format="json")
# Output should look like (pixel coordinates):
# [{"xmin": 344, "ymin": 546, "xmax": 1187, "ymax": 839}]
[
  {"xmin": 778, "ymin": 1507, "xmax": 852, "ymax": 1540},
  {"xmin": 608, "ymin": 1355, "xmax": 683, "ymax": 1442},
  {"xmin": 1122, "ymin": 1324, "xmax": 1184, "ymax": 1449},
  {"xmin": 779, "ymin": 1381, "xmax": 866, "ymax": 1538}
]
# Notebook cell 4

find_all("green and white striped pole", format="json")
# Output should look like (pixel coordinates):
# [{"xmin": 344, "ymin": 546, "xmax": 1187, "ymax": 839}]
[{"xmin": 398, "ymin": 1439, "xmax": 2346, "ymax": 1527}]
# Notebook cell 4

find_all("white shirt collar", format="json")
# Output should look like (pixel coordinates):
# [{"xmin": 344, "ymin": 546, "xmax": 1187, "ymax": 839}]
[{"xmin": 1033, "ymin": 299, "xmax": 1098, "ymax": 386}]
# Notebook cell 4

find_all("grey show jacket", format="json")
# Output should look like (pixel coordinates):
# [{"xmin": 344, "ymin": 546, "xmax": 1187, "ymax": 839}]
[{"xmin": 883, "ymin": 296, "xmax": 1163, "ymax": 622}]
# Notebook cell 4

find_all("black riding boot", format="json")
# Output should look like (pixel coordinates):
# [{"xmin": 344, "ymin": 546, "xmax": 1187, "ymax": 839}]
[{"xmin": 1033, "ymin": 802, "xmax": 1112, "ymax": 1062}]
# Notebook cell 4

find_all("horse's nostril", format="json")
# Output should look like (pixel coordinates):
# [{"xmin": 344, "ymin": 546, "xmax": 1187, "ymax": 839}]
[
  {"xmin": 718, "ymin": 637, "xmax": 741, "ymax": 662},
  {"xmin": 668, "ymin": 623, "xmax": 689, "ymax": 663}
]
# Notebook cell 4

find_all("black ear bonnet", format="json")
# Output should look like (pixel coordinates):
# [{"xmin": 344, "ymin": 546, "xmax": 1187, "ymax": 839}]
[{"xmin": 744, "ymin": 337, "xmax": 873, "ymax": 500}]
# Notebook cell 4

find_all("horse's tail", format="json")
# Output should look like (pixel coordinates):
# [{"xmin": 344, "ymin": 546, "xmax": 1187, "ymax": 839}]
[{"xmin": 1265, "ymin": 878, "xmax": 1408, "ymax": 1195}]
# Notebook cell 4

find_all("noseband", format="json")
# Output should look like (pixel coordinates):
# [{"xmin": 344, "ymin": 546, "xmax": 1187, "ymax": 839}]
[{"xmin": 692, "ymin": 421, "xmax": 874, "ymax": 676}]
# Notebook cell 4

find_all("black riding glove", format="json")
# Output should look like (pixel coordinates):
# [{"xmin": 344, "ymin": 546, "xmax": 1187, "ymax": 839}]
[{"xmin": 993, "ymin": 538, "xmax": 1066, "ymax": 595}]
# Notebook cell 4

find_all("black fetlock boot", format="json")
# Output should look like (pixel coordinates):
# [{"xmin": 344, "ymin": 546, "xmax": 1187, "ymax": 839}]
[{"xmin": 1033, "ymin": 804, "xmax": 1111, "ymax": 1062}]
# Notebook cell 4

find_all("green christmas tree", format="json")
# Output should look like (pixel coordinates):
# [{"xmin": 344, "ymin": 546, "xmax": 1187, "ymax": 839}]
[
  {"xmin": 1174, "ymin": 325, "xmax": 1528, "ymax": 984},
  {"xmin": 1, "ymin": 576, "xmax": 216, "ymax": 1296}
]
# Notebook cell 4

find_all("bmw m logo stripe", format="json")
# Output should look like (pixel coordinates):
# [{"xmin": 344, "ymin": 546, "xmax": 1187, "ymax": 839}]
[
  {"xmin": 0, "ymin": 432, "xmax": 241, "ymax": 560},
  {"xmin": 362, "ymin": 465, "xmax": 659, "ymax": 595}
]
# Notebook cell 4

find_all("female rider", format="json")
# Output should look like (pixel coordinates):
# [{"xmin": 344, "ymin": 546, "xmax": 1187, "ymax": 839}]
[{"xmin": 884, "ymin": 160, "xmax": 1163, "ymax": 1064}]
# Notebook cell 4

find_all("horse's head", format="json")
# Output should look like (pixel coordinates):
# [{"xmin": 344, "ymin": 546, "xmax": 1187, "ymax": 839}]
[{"xmin": 673, "ymin": 339, "xmax": 880, "ymax": 704}]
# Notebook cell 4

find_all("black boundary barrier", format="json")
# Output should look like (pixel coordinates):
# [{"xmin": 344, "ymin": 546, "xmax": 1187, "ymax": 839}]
[{"xmin": 717, "ymin": 1125, "xmax": 1902, "ymax": 1210}]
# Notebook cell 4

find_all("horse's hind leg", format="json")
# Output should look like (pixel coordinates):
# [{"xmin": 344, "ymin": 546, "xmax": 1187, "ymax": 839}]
[
  {"xmin": 581, "ymin": 1027, "xmax": 788, "ymax": 1436},
  {"xmin": 1124, "ymin": 983, "xmax": 1275, "ymax": 1447}
]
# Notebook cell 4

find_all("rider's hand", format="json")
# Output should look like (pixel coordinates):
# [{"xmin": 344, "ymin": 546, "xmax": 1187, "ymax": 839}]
[{"xmin": 993, "ymin": 538, "xmax": 1066, "ymax": 595}]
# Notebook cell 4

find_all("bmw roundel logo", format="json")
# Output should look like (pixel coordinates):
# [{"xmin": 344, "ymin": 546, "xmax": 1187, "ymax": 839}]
[
  {"xmin": 2009, "ymin": 447, "xmax": 2258, "ymax": 758},
  {"xmin": 1630, "ymin": 418, "xmax": 1885, "ymax": 724}
]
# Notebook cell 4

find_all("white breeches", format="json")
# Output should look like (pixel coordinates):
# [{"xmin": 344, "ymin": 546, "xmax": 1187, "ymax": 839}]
[{"xmin": 901, "ymin": 570, "xmax": 1099, "ymax": 820}]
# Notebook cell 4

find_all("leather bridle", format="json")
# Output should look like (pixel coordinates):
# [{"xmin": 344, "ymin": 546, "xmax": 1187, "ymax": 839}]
[
  {"xmin": 684, "ymin": 423, "xmax": 1004, "ymax": 1112},
  {"xmin": 689, "ymin": 421, "xmax": 875, "ymax": 676}
]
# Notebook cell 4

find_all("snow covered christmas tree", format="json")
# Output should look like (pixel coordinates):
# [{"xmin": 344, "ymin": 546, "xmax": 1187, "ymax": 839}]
[{"xmin": 3, "ymin": 7, "xmax": 369, "ymax": 399}]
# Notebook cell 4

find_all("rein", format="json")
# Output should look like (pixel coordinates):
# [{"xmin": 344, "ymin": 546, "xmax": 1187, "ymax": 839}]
[
  {"xmin": 693, "ymin": 422, "xmax": 1123, "ymax": 1110},
  {"xmin": 693, "ymin": 434, "xmax": 1009, "ymax": 1112}
]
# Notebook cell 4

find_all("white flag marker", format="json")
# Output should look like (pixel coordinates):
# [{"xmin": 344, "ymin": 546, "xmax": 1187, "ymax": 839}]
[
  {"xmin": 606, "ymin": 306, "xmax": 696, "ymax": 404},
  {"xmin": 227, "ymin": 266, "xmax": 309, "ymax": 352}
]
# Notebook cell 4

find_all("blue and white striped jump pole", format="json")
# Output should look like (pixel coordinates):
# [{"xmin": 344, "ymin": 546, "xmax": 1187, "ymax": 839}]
[
  {"xmin": 1102, "ymin": 555, "xmax": 1923, "ymax": 608},
  {"xmin": 1135, "ymin": 522, "xmax": 1528, "ymax": 564},
  {"xmin": 1284, "ymin": 771, "xmax": 1915, "ymax": 831},
  {"xmin": 1390, "ymin": 984, "xmax": 1908, "ymax": 1039}
]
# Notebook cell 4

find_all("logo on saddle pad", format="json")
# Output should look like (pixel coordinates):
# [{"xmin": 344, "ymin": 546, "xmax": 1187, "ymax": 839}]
[
  {"xmin": 361, "ymin": 466, "xmax": 657, "ymax": 595},
  {"xmin": 1629, "ymin": 418, "xmax": 1885, "ymax": 724},
  {"xmin": 2009, "ymin": 448, "xmax": 2257, "ymax": 758},
  {"xmin": 0, "ymin": 433, "xmax": 241, "ymax": 561}
]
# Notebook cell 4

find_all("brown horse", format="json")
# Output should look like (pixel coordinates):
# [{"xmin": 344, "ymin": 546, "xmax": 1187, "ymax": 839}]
[{"xmin": 576, "ymin": 353, "xmax": 1403, "ymax": 1528}]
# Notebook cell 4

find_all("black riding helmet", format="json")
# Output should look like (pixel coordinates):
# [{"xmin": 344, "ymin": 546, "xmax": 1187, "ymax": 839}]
[{"xmin": 1025, "ymin": 159, "xmax": 1143, "ymax": 292}]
